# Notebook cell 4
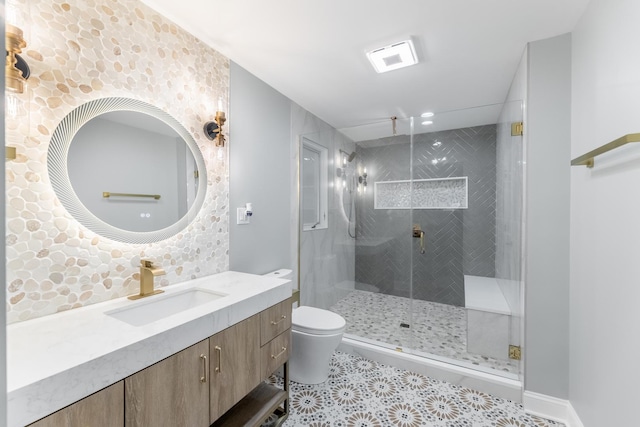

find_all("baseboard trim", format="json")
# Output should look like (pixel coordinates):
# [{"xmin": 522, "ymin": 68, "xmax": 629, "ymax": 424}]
[
  {"xmin": 523, "ymin": 391, "xmax": 584, "ymax": 427},
  {"xmin": 566, "ymin": 402, "xmax": 585, "ymax": 427}
]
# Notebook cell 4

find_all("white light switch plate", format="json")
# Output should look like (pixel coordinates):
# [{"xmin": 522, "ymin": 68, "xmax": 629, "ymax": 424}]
[{"xmin": 237, "ymin": 207, "xmax": 250, "ymax": 225}]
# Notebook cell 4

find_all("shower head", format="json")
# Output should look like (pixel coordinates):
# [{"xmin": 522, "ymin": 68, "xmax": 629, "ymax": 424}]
[{"xmin": 339, "ymin": 149, "xmax": 357, "ymax": 164}]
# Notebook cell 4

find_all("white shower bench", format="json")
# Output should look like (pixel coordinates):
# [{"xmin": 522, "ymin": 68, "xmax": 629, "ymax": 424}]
[{"xmin": 464, "ymin": 275, "xmax": 512, "ymax": 361}]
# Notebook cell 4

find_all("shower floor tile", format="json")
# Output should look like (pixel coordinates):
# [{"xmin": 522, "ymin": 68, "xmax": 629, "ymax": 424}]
[
  {"xmin": 329, "ymin": 290, "xmax": 518, "ymax": 375},
  {"xmin": 278, "ymin": 352, "xmax": 562, "ymax": 427}
]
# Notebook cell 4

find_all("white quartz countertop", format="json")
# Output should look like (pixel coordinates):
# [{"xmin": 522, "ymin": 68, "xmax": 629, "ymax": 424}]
[{"xmin": 7, "ymin": 271, "xmax": 292, "ymax": 427}]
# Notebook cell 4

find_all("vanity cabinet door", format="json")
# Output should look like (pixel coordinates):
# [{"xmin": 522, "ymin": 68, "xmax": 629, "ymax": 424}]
[
  {"xmin": 125, "ymin": 339, "xmax": 209, "ymax": 427},
  {"xmin": 209, "ymin": 314, "xmax": 261, "ymax": 423},
  {"xmin": 28, "ymin": 381, "xmax": 124, "ymax": 427}
]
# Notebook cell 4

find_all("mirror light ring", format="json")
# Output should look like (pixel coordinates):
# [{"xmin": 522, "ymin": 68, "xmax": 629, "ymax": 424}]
[{"xmin": 48, "ymin": 97, "xmax": 208, "ymax": 244}]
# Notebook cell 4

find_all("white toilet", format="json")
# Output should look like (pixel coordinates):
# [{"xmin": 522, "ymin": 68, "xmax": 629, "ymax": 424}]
[{"xmin": 263, "ymin": 269, "xmax": 346, "ymax": 384}]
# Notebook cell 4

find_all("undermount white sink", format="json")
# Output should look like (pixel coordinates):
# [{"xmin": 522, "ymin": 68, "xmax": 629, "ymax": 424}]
[{"xmin": 107, "ymin": 288, "xmax": 228, "ymax": 326}]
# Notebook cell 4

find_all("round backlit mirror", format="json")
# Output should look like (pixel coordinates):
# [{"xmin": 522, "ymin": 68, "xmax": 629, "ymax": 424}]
[{"xmin": 48, "ymin": 97, "xmax": 207, "ymax": 244}]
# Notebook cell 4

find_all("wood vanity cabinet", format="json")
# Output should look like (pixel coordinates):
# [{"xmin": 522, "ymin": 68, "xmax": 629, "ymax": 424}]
[
  {"xmin": 259, "ymin": 299, "xmax": 292, "ymax": 380},
  {"xmin": 27, "ymin": 299, "xmax": 292, "ymax": 427},
  {"xmin": 209, "ymin": 314, "xmax": 261, "ymax": 423},
  {"xmin": 210, "ymin": 299, "xmax": 292, "ymax": 427},
  {"xmin": 28, "ymin": 382, "xmax": 124, "ymax": 427},
  {"xmin": 210, "ymin": 299, "xmax": 292, "ymax": 425},
  {"xmin": 124, "ymin": 339, "xmax": 209, "ymax": 427}
]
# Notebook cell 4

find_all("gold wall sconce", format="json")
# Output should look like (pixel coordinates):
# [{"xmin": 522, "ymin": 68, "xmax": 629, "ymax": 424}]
[
  {"xmin": 6, "ymin": 23, "xmax": 30, "ymax": 94},
  {"xmin": 5, "ymin": 0, "xmax": 32, "ymax": 160},
  {"xmin": 203, "ymin": 111, "xmax": 226, "ymax": 147}
]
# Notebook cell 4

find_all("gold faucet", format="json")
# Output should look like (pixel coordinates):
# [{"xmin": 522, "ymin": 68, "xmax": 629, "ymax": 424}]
[{"xmin": 129, "ymin": 260, "xmax": 166, "ymax": 300}]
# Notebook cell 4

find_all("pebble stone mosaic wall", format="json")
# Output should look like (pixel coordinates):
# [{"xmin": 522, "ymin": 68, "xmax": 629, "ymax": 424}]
[{"xmin": 6, "ymin": 0, "xmax": 230, "ymax": 323}]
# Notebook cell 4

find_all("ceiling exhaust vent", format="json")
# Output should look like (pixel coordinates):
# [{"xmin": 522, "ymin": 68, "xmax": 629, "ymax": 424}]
[{"xmin": 366, "ymin": 39, "xmax": 418, "ymax": 73}]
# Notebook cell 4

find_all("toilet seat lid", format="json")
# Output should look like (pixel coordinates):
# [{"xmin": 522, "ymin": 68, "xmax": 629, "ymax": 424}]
[{"xmin": 293, "ymin": 306, "xmax": 346, "ymax": 335}]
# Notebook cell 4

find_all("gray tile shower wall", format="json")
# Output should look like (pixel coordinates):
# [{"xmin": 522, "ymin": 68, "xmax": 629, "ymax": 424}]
[{"xmin": 354, "ymin": 125, "xmax": 497, "ymax": 307}]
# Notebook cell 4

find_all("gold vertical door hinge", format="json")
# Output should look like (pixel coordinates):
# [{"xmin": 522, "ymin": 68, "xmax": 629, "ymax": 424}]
[
  {"xmin": 194, "ymin": 170, "xmax": 199, "ymax": 179},
  {"xmin": 509, "ymin": 345, "xmax": 522, "ymax": 360},
  {"xmin": 511, "ymin": 122, "xmax": 524, "ymax": 136}
]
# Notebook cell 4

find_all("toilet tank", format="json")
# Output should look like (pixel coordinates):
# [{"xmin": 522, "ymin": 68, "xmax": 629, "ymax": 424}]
[{"xmin": 262, "ymin": 269, "xmax": 293, "ymax": 281}]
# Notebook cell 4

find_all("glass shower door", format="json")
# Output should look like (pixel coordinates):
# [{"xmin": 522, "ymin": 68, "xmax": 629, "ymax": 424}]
[
  {"xmin": 336, "ymin": 118, "xmax": 416, "ymax": 351},
  {"xmin": 407, "ymin": 102, "xmax": 523, "ymax": 378},
  {"xmin": 302, "ymin": 103, "xmax": 525, "ymax": 380}
]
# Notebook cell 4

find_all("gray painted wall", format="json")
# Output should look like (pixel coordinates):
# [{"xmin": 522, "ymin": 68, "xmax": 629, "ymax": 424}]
[
  {"xmin": 524, "ymin": 33, "xmax": 571, "ymax": 398},
  {"xmin": 229, "ymin": 62, "xmax": 292, "ymax": 274},
  {"xmin": 570, "ymin": 0, "xmax": 640, "ymax": 424},
  {"xmin": 355, "ymin": 125, "xmax": 497, "ymax": 306}
]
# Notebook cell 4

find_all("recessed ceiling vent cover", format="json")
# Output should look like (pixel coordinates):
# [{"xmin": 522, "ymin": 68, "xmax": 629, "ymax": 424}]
[{"xmin": 366, "ymin": 39, "xmax": 418, "ymax": 73}]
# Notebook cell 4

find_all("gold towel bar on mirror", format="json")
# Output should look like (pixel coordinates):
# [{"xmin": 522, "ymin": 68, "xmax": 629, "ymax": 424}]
[
  {"xmin": 571, "ymin": 133, "xmax": 640, "ymax": 168},
  {"xmin": 102, "ymin": 192, "xmax": 161, "ymax": 200}
]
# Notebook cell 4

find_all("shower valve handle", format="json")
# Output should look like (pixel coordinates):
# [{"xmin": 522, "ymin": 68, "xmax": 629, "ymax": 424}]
[{"xmin": 412, "ymin": 225, "xmax": 426, "ymax": 254}]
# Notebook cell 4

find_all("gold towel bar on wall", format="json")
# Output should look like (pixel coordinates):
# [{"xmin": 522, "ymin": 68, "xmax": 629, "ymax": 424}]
[
  {"xmin": 571, "ymin": 133, "xmax": 640, "ymax": 168},
  {"xmin": 102, "ymin": 192, "xmax": 161, "ymax": 200}
]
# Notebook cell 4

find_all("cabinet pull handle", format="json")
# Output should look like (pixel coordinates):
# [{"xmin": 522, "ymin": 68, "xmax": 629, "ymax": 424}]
[
  {"xmin": 200, "ymin": 354, "xmax": 208, "ymax": 383},
  {"xmin": 271, "ymin": 347, "xmax": 287, "ymax": 359},
  {"xmin": 214, "ymin": 346, "xmax": 222, "ymax": 373},
  {"xmin": 270, "ymin": 315, "xmax": 287, "ymax": 325}
]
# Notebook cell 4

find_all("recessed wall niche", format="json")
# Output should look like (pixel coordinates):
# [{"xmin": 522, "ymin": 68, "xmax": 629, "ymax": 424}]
[{"xmin": 5, "ymin": 0, "xmax": 230, "ymax": 323}]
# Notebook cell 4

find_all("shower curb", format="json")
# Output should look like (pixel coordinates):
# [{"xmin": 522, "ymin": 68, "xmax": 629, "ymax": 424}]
[{"xmin": 338, "ymin": 337, "xmax": 522, "ymax": 402}]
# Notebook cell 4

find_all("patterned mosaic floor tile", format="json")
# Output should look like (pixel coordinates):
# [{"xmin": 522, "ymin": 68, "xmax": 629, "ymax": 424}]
[
  {"xmin": 277, "ymin": 352, "xmax": 562, "ymax": 427},
  {"xmin": 329, "ymin": 290, "xmax": 518, "ymax": 375}
]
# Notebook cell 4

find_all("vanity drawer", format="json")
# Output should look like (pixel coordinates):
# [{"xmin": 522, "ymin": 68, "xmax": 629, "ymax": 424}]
[
  {"xmin": 261, "ymin": 329, "xmax": 290, "ymax": 379},
  {"xmin": 260, "ymin": 298, "xmax": 292, "ymax": 346}
]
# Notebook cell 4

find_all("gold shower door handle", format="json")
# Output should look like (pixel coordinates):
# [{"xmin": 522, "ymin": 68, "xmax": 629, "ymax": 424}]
[{"xmin": 419, "ymin": 231, "xmax": 425, "ymax": 254}]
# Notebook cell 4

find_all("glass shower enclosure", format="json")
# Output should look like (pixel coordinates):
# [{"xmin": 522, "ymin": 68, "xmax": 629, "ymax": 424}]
[{"xmin": 299, "ymin": 102, "xmax": 524, "ymax": 379}]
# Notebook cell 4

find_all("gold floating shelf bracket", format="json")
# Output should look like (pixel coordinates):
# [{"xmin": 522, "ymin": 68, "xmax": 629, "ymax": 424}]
[
  {"xmin": 571, "ymin": 133, "xmax": 640, "ymax": 168},
  {"xmin": 103, "ymin": 192, "xmax": 161, "ymax": 200}
]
